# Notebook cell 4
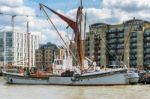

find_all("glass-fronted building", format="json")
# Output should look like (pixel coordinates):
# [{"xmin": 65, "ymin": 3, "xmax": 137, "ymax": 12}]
[
  {"xmin": 0, "ymin": 31, "xmax": 13, "ymax": 66},
  {"xmin": 0, "ymin": 31, "xmax": 39, "ymax": 68}
]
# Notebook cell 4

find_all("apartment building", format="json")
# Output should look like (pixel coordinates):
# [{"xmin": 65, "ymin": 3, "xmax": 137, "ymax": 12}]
[
  {"xmin": 85, "ymin": 19, "xmax": 150, "ymax": 69},
  {"xmin": 0, "ymin": 31, "xmax": 39, "ymax": 67},
  {"xmin": 35, "ymin": 42, "xmax": 57, "ymax": 70}
]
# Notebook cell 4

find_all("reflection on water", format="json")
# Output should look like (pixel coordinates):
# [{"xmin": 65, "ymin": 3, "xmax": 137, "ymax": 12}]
[{"xmin": 0, "ymin": 77, "xmax": 150, "ymax": 99}]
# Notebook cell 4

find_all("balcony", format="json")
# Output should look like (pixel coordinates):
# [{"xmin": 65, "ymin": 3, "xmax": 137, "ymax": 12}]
[
  {"xmin": 144, "ymin": 37, "xmax": 150, "ymax": 42},
  {"xmin": 107, "ymin": 40, "xmax": 118, "ymax": 44},
  {"xmin": 118, "ymin": 40, "xmax": 124, "ymax": 43},
  {"xmin": 130, "ymin": 54, "xmax": 137, "ymax": 58},
  {"xmin": 144, "ymin": 61, "xmax": 150, "ymax": 64},
  {"xmin": 144, "ymin": 49, "xmax": 150, "ymax": 54},
  {"xmin": 130, "ymin": 63, "xmax": 137, "ymax": 67},
  {"xmin": 107, "ymin": 29, "xmax": 124, "ymax": 34},
  {"xmin": 144, "ymin": 45, "xmax": 150, "ymax": 48},
  {"xmin": 130, "ymin": 46, "xmax": 137, "ymax": 49},
  {"xmin": 130, "ymin": 49, "xmax": 137, "ymax": 53},
  {"xmin": 108, "ymin": 45, "xmax": 116, "ymax": 49},
  {"xmin": 144, "ymin": 51, "xmax": 150, "ymax": 54},
  {"xmin": 130, "ymin": 40, "xmax": 137, "ymax": 43},
  {"xmin": 117, "ymin": 34, "xmax": 124, "ymax": 38},
  {"xmin": 130, "ymin": 55, "xmax": 137, "ymax": 60},
  {"xmin": 130, "ymin": 44, "xmax": 137, "ymax": 49},
  {"xmin": 144, "ymin": 33, "xmax": 150, "ymax": 37},
  {"xmin": 130, "ymin": 52, "xmax": 137, "ymax": 55},
  {"xmin": 130, "ymin": 35, "xmax": 137, "ymax": 38},
  {"xmin": 144, "ymin": 59, "xmax": 150, "ymax": 63},
  {"xmin": 109, "ymin": 50, "xmax": 116, "ymax": 53},
  {"xmin": 107, "ymin": 36, "xmax": 116, "ymax": 39},
  {"xmin": 116, "ymin": 45, "xmax": 124, "ymax": 49},
  {"xmin": 144, "ymin": 54, "xmax": 150, "ymax": 58}
]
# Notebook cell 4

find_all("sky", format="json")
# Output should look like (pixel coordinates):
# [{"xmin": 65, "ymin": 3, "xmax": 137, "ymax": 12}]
[{"xmin": 0, "ymin": 0, "xmax": 150, "ymax": 44}]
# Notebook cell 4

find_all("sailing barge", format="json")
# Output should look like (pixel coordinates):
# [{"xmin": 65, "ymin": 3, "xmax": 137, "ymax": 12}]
[
  {"xmin": 3, "ymin": 1, "xmax": 139, "ymax": 85},
  {"xmin": 3, "ymin": 68, "xmax": 139, "ymax": 85}
]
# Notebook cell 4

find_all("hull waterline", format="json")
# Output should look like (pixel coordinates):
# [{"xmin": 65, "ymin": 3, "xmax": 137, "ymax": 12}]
[{"xmin": 2, "ymin": 69, "xmax": 139, "ymax": 85}]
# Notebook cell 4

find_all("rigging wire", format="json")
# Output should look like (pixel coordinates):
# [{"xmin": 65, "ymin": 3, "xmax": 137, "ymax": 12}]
[
  {"xmin": 120, "ymin": 17, "xmax": 135, "ymax": 66},
  {"xmin": 40, "ymin": 4, "xmax": 78, "ymax": 63},
  {"xmin": 83, "ymin": 10, "xmax": 137, "ymax": 63},
  {"xmin": 82, "ymin": 11, "xmax": 118, "ymax": 61}
]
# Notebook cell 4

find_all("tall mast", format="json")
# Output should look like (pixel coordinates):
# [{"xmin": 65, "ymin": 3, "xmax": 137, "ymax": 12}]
[
  {"xmin": 3, "ymin": 31, "xmax": 6, "ymax": 70},
  {"xmin": 81, "ymin": 0, "xmax": 83, "ymax": 8},
  {"xmin": 11, "ymin": 15, "xmax": 16, "ymax": 33},
  {"xmin": 27, "ymin": 17, "xmax": 30, "ymax": 68},
  {"xmin": 77, "ymin": 0, "xmax": 84, "ymax": 74},
  {"xmin": 39, "ymin": 0, "xmax": 85, "ymax": 74}
]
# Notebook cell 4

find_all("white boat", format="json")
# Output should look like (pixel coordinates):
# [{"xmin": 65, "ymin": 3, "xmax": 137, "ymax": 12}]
[
  {"xmin": 3, "ymin": 55, "xmax": 139, "ymax": 85},
  {"xmin": 3, "ymin": 68, "xmax": 139, "ymax": 85},
  {"xmin": 3, "ymin": 1, "xmax": 139, "ymax": 85}
]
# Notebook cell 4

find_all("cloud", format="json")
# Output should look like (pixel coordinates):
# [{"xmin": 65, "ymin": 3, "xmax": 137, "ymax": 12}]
[
  {"xmin": 102, "ymin": 0, "xmax": 150, "ymax": 21},
  {"xmin": 0, "ymin": 0, "xmax": 23, "ymax": 7},
  {"xmin": 83, "ymin": 0, "xmax": 150, "ymax": 25},
  {"xmin": 102, "ymin": 0, "xmax": 150, "ymax": 12},
  {"xmin": 0, "ymin": 0, "xmax": 70, "ymax": 44},
  {"xmin": 0, "ymin": 0, "xmax": 35, "ymax": 30},
  {"xmin": 0, "ymin": 5, "xmax": 35, "ymax": 15}
]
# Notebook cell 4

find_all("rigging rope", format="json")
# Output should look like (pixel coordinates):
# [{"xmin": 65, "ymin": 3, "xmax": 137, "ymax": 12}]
[{"xmin": 40, "ymin": 4, "xmax": 78, "ymax": 63}]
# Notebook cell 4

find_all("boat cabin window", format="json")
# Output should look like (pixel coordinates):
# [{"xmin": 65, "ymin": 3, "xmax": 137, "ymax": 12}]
[
  {"xmin": 55, "ymin": 60, "xmax": 63, "ymax": 65},
  {"xmin": 108, "ymin": 65, "xmax": 123, "ymax": 68}
]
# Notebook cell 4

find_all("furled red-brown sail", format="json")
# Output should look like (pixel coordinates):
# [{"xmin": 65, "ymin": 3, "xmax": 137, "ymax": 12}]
[
  {"xmin": 40, "ymin": 3, "xmax": 84, "ymax": 74},
  {"xmin": 40, "ymin": 4, "xmax": 77, "ymax": 33}
]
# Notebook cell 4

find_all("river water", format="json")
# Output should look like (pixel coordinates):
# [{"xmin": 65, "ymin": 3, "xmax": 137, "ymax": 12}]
[{"xmin": 0, "ymin": 77, "xmax": 149, "ymax": 99}]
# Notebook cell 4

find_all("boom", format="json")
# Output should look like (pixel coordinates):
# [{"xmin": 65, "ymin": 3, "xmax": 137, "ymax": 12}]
[{"xmin": 39, "ymin": 1, "xmax": 85, "ymax": 74}]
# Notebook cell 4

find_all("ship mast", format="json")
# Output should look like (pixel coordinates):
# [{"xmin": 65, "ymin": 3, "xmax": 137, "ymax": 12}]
[
  {"xmin": 39, "ymin": 0, "xmax": 85, "ymax": 74},
  {"xmin": 77, "ymin": 0, "xmax": 84, "ymax": 74}
]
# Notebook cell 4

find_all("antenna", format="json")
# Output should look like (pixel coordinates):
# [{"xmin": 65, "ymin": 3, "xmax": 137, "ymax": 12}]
[
  {"xmin": 27, "ymin": 16, "xmax": 29, "ymax": 33},
  {"xmin": 11, "ymin": 15, "xmax": 16, "ymax": 33},
  {"xmin": 84, "ymin": 11, "xmax": 87, "ymax": 40},
  {"xmin": 80, "ymin": 0, "xmax": 83, "ymax": 8}
]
